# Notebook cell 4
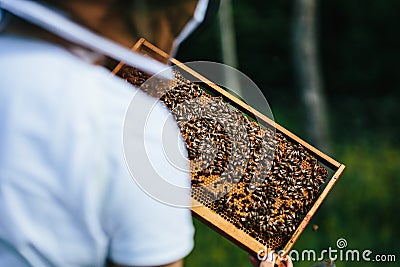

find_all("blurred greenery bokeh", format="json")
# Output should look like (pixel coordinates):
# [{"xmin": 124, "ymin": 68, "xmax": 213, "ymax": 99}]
[{"xmin": 176, "ymin": 0, "xmax": 400, "ymax": 266}]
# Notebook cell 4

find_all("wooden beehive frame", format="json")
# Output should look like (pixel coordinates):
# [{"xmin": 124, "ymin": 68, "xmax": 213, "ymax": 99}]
[{"xmin": 113, "ymin": 38, "xmax": 345, "ymax": 257}]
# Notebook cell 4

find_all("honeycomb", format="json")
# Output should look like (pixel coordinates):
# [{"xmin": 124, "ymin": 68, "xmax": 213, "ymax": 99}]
[{"xmin": 117, "ymin": 66, "xmax": 328, "ymax": 250}]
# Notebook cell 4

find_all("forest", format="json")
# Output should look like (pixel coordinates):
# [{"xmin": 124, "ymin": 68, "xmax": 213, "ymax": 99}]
[{"xmin": 176, "ymin": 0, "xmax": 400, "ymax": 266}]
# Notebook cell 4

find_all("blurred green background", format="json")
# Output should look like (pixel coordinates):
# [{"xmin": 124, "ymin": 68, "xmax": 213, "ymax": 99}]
[{"xmin": 176, "ymin": 0, "xmax": 400, "ymax": 266}]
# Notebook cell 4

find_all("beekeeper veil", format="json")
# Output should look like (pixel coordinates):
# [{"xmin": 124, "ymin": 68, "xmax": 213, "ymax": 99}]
[{"xmin": 0, "ymin": 0, "xmax": 218, "ymax": 76}]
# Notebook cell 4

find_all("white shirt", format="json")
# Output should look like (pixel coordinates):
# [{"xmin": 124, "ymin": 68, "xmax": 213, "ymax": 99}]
[{"xmin": 0, "ymin": 36, "xmax": 194, "ymax": 267}]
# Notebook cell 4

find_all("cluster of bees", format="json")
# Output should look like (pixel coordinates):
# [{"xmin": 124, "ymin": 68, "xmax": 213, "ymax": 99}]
[{"xmin": 117, "ymin": 66, "xmax": 329, "ymax": 250}]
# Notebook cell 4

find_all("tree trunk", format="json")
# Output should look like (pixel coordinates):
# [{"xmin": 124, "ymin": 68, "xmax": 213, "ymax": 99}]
[
  {"xmin": 293, "ymin": 0, "xmax": 330, "ymax": 151},
  {"xmin": 218, "ymin": 0, "xmax": 242, "ymax": 98}
]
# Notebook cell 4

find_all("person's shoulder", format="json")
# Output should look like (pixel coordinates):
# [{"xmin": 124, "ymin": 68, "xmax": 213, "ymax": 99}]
[
  {"xmin": 0, "ymin": 35, "xmax": 82, "ymax": 72},
  {"xmin": 0, "ymin": 35, "xmax": 135, "ymax": 103}
]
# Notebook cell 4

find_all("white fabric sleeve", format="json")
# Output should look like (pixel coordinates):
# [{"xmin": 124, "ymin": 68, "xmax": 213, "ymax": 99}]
[{"xmin": 105, "ymin": 89, "xmax": 194, "ymax": 266}]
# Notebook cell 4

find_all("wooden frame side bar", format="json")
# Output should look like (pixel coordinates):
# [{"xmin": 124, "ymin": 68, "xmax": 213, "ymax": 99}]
[
  {"xmin": 191, "ymin": 200, "xmax": 265, "ymax": 255},
  {"xmin": 111, "ymin": 38, "xmax": 147, "ymax": 75},
  {"xmin": 282, "ymin": 164, "xmax": 346, "ymax": 254}
]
